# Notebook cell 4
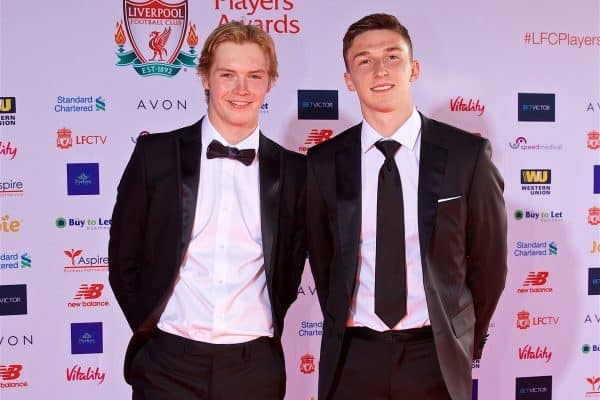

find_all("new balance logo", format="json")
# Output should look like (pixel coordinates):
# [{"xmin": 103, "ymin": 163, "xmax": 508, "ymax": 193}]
[
  {"xmin": 523, "ymin": 272, "xmax": 549, "ymax": 286},
  {"xmin": 74, "ymin": 284, "xmax": 103, "ymax": 300},
  {"xmin": 0, "ymin": 365, "xmax": 21, "ymax": 380},
  {"xmin": 305, "ymin": 129, "xmax": 333, "ymax": 145},
  {"xmin": 518, "ymin": 272, "xmax": 553, "ymax": 294}
]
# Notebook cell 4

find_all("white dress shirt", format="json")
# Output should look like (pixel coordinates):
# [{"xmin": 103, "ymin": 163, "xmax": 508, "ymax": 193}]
[
  {"xmin": 157, "ymin": 116, "xmax": 273, "ymax": 343},
  {"xmin": 347, "ymin": 107, "xmax": 431, "ymax": 331}
]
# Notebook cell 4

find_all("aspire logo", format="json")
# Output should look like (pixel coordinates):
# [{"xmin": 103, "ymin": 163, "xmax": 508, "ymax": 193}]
[
  {"xmin": 63, "ymin": 249, "xmax": 109, "ymax": 272},
  {"xmin": 586, "ymin": 376, "xmax": 600, "ymax": 397}
]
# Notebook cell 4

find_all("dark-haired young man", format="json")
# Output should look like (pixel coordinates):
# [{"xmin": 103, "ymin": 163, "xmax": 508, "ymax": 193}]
[{"xmin": 307, "ymin": 13, "xmax": 506, "ymax": 400}]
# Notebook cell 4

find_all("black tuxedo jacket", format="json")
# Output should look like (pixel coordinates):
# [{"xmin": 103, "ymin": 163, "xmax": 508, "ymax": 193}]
[
  {"xmin": 108, "ymin": 118, "xmax": 306, "ymax": 383},
  {"xmin": 306, "ymin": 113, "xmax": 507, "ymax": 400}
]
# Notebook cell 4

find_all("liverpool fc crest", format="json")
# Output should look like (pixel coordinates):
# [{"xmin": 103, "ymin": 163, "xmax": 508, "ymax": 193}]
[{"xmin": 114, "ymin": 0, "xmax": 198, "ymax": 77}]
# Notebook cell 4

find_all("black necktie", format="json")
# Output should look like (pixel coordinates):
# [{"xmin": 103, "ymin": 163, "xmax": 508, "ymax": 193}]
[
  {"xmin": 374, "ymin": 140, "xmax": 407, "ymax": 329},
  {"xmin": 206, "ymin": 140, "xmax": 256, "ymax": 166}
]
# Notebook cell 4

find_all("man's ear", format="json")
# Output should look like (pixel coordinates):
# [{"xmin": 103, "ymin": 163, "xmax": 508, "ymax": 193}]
[
  {"xmin": 344, "ymin": 72, "xmax": 356, "ymax": 91},
  {"xmin": 409, "ymin": 59, "xmax": 420, "ymax": 83}
]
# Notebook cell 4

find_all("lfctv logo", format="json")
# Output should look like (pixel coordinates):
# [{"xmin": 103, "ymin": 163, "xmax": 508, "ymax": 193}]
[
  {"xmin": 0, "ymin": 364, "xmax": 28, "ymax": 389},
  {"xmin": 64, "ymin": 249, "xmax": 109, "ymax": 272},
  {"xmin": 516, "ymin": 310, "xmax": 559, "ymax": 330},
  {"xmin": 56, "ymin": 128, "xmax": 108, "ymax": 149},
  {"xmin": 298, "ymin": 129, "xmax": 333, "ymax": 153},
  {"xmin": 68, "ymin": 284, "xmax": 110, "ymax": 308}
]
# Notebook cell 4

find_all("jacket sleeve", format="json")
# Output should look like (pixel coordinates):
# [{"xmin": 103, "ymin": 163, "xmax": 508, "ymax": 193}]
[
  {"xmin": 465, "ymin": 139, "xmax": 507, "ymax": 359},
  {"xmin": 306, "ymin": 151, "xmax": 332, "ymax": 313},
  {"xmin": 108, "ymin": 140, "xmax": 148, "ymax": 331}
]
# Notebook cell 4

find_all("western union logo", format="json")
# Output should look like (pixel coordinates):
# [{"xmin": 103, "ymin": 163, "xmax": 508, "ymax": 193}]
[
  {"xmin": 521, "ymin": 169, "xmax": 551, "ymax": 184},
  {"xmin": 0, "ymin": 97, "xmax": 16, "ymax": 113}
]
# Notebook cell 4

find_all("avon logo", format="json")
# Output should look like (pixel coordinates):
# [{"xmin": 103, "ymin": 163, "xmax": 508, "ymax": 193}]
[
  {"xmin": 518, "ymin": 345, "xmax": 552, "ymax": 363},
  {"xmin": 450, "ymin": 97, "xmax": 485, "ymax": 116}
]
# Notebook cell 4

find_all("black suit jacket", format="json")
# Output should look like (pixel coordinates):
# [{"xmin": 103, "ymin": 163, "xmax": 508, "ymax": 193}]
[
  {"xmin": 306, "ymin": 113, "xmax": 507, "ymax": 400},
  {"xmin": 108, "ymin": 118, "xmax": 306, "ymax": 383}
]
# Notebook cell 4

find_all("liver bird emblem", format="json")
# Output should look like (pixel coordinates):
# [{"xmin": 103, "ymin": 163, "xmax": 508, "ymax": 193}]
[{"xmin": 149, "ymin": 27, "xmax": 171, "ymax": 61}]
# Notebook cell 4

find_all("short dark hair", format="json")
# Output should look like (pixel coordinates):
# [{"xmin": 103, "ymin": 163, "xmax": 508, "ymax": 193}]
[{"xmin": 342, "ymin": 13, "xmax": 413, "ymax": 69}]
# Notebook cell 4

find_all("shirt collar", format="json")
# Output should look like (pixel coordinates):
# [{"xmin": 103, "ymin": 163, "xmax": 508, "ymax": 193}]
[
  {"xmin": 202, "ymin": 115, "xmax": 260, "ymax": 153},
  {"xmin": 361, "ymin": 107, "xmax": 421, "ymax": 154}
]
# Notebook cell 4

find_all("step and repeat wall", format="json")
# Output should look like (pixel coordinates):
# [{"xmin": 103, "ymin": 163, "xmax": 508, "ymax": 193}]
[{"xmin": 0, "ymin": 1, "xmax": 599, "ymax": 399}]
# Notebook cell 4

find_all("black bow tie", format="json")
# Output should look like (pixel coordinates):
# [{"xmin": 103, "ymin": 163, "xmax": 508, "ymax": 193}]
[{"xmin": 206, "ymin": 140, "xmax": 256, "ymax": 166}]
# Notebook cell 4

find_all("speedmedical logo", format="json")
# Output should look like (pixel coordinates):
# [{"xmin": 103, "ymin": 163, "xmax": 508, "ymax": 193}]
[
  {"xmin": 70, "ymin": 322, "xmax": 103, "ymax": 354},
  {"xmin": 508, "ymin": 136, "xmax": 562, "ymax": 151},
  {"xmin": 512, "ymin": 241, "xmax": 557, "ymax": 256},
  {"xmin": 298, "ymin": 90, "xmax": 339, "ymax": 120},
  {"xmin": 114, "ymin": 0, "xmax": 197, "ymax": 77},
  {"xmin": 66, "ymin": 163, "xmax": 100, "ymax": 196},
  {"xmin": 63, "ymin": 249, "xmax": 109, "ymax": 272},
  {"xmin": 0, "ymin": 285, "xmax": 27, "ymax": 316},
  {"xmin": 54, "ymin": 96, "xmax": 106, "ymax": 112},
  {"xmin": 518, "ymin": 93, "xmax": 555, "ymax": 122},
  {"xmin": 515, "ymin": 375, "xmax": 552, "ymax": 399},
  {"xmin": 0, "ymin": 364, "xmax": 29, "ymax": 389}
]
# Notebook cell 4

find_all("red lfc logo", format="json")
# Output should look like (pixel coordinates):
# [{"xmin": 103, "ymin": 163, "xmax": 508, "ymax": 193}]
[
  {"xmin": 57, "ymin": 128, "xmax": 73, "ymax": 149},
  {"xmin": 588, "ymin": 131, "xmax": 600, "ymax": 150},
  {"xmin": 589, "ymin": 207, "xmax": 600, "ymax": 225},
  {"xmin": 517, "ymin": 310, "xmax": 530, "ymax": 330},
  {"xmin": 300, "ymin": 354, "xmax": 316, "ymax": 374}
]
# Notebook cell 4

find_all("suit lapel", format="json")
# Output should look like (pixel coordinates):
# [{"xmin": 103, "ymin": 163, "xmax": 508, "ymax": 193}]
[
  {"xmin": 259, "ymin": 133, "xmax": 281, "ymax": 286},
  {"xmin": 179, "ymin": 119, "xmax": 203, "ymax": 250},
  {"xmin": 334, "ymin": 125, "xmax": 362, "ymax": 297},
  {"xmin": 417, "ymin": 114, "xmax": 447, "ymax": 259}
]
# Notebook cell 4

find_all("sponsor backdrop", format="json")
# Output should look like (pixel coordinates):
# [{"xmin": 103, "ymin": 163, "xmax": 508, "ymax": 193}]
[{"xmin": 0, "ymin": 1, "xmax": 598, "ymax": 399}]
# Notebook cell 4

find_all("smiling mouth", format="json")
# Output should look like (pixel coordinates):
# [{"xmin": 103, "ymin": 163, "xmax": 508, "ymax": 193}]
[
  {"xmin": 229, "ymin": 100, "xmax": 252, "ymax": 108},
  {"xmin": 371, "ymin": 84, "xmax": 394, "ymax": 92}
]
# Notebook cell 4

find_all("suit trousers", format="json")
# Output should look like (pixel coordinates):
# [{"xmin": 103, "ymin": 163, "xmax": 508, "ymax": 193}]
[
  {"xmin": 329, "ymin": 326, "xmax": 451, "ymax": 400},
  {"xmin": 130, "ymin": 329, "xmax": 286, "ymax": 400}
]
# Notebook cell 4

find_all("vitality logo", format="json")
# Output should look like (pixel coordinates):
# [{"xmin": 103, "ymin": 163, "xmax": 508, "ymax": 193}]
[{"xmin": 114, "ymin": 0, "xmax": 197, "ymax": 77}]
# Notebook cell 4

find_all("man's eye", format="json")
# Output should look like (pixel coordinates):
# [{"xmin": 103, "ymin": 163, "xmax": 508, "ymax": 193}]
[{"xmin": 358, "ymin": 59, "xmax": 370, "ymax": 65}]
